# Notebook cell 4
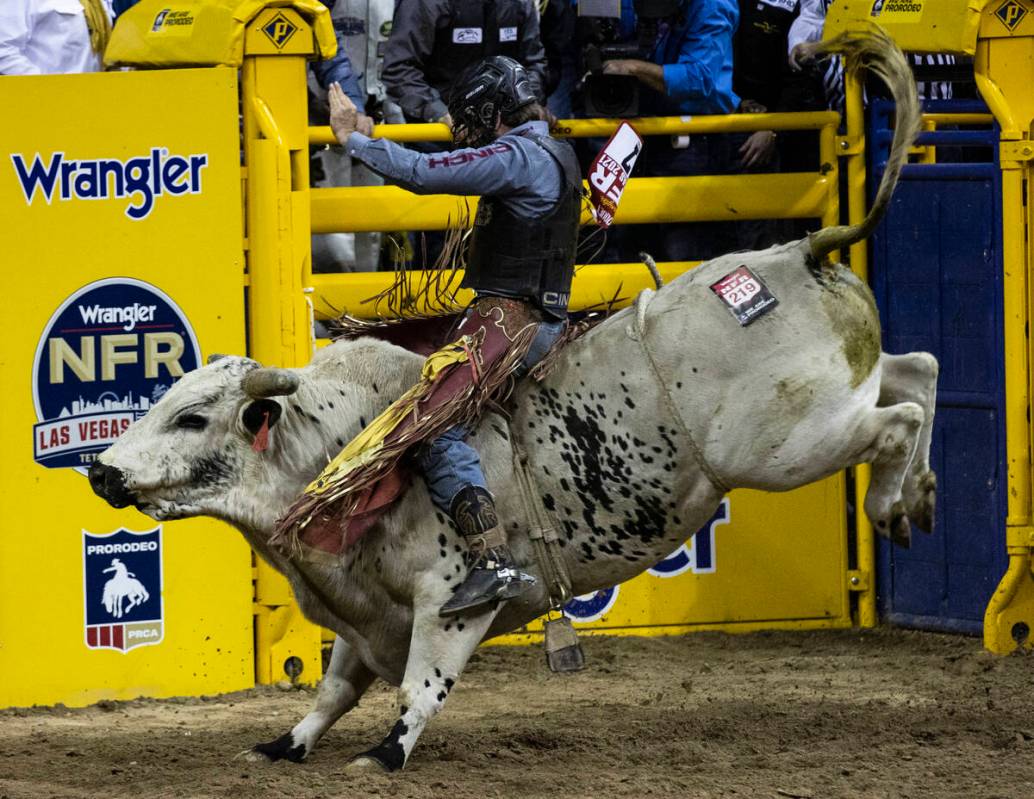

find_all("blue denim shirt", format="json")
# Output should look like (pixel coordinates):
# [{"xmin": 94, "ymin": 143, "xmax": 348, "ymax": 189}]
[{"xmin": 647, "ymin": 0, "xmax": 740, "ymax": 116}]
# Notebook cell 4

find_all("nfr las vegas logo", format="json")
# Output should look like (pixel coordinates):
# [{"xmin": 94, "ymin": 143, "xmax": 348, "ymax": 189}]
[{"xmin": 33, "ymin": 277, "xmax": 201, "ymax": 473}]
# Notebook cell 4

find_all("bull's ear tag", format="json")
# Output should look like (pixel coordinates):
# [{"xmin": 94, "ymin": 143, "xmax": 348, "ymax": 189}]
[
  {"xmin": 544, "ymin": 614, "xmax": 585, "ymax": 673},
  {"xmin": 710, "ymin": 265, "xmax": 778, "ymax": 326}
]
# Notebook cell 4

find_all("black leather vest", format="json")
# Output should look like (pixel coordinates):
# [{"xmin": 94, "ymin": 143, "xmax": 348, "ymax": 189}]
[
  {"xmin": 427, "ymin": 0, "xmax": 525, "ymax": 95},
  {"xmin": 463, "ymin": 135, "xmax": 582, "ymax": 319}
]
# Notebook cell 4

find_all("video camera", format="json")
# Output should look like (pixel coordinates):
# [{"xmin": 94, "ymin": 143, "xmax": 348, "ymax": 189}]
[{"xmin": 577, "ymin": 0, "xmax": 680, "ymax": 118}]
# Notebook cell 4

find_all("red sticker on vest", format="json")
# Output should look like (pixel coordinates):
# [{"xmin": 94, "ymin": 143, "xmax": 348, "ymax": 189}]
[{"xmin": 710, "ymin": 266, "xmax": 778, "ymax": 326}]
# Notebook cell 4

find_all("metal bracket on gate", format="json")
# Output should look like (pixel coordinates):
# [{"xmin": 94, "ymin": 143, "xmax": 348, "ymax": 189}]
[
  {"xmin": 847, "ymin": 569, "xmax": 871, "ymax": 592},
  {"xmin": 999, "ymin": 140, "xmax": 1034, "ymax": 166}
]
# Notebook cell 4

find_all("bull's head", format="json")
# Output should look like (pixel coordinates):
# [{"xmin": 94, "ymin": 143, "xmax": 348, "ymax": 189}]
[{"xmin": 89, "ymin": 355, "xmax": 303, "ymax": 526}]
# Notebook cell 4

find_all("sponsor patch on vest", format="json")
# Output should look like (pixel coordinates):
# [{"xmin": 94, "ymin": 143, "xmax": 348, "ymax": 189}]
[
  {"xmin": 335, "ymin": 16, "xmax": 366, "ymax": 36},
  {"xmin": 759, "ymin": 0, "xmax": 797, "ymax": 10},
  {"xmin": 32, "ymin": 278, "xmax": 201, "ymax": 473},
  {"xmin": 710, "ymin": 266, "xmax": 779, "ymax": 326},
  {"xmin": 499, "ymin": 26, "xmax": 518, "ymax": 42},
  {"xmin": 453, "ymin": 27, "xmax": 483, "ymax": 44},
  {"xmin": 83, "ymin": 527, "xmax": 164, "ymax": 653}
]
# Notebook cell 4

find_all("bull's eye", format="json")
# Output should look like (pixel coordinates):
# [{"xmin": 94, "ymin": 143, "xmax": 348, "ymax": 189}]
[{"xmin": 176, "ymin": 414, "xmax": 208, "ymax": 431}]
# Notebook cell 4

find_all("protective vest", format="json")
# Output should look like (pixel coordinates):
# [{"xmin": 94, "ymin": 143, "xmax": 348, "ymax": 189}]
[
  {"xmin": 463, "ymin": 136, "xmax": 582, "ymax": 319},
  {"xmin": 427, "ymin": 0, "xmax": 527, "ymax": 95}
]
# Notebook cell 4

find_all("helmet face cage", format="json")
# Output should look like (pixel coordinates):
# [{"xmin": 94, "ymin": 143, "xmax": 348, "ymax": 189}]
[{"xmin": 448, "ymin": 56, "xmax": 536, "ymax": 147}]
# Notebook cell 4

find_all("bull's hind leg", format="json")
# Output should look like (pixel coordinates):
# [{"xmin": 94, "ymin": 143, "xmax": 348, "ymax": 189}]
[
  {"xmin": 878, "ymin": 352, "xmax": 939, "ymax": 532},
  {"xmin": 252, "ymin": 635, "xmax": 376, "ymax": 763},
  {"xmin": 348, "ymin": 593, "xmax": 496, "ymax": 772},
  {"xmin": 854, "ymin": 401, "xmax": 925, "ymax": 547}
]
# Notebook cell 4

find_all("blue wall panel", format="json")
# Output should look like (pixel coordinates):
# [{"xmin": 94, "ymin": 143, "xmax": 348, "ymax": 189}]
[{"xmin": 868, "ymin": 100, "xmax": 1005, "ymax": 634}]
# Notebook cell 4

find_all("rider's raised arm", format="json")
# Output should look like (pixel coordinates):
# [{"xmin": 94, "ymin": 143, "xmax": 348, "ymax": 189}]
[{"xmin": 342, "ymin": 132, "xmax": 536, "ymax": 198}]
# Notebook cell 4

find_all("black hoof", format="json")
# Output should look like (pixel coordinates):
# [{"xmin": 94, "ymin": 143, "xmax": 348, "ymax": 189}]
[
  {"xmin": 253, "ymin": 732, "xmax": 307, "ymax": 763},
  {"xmin": 351, "ymin": 719, "xmax": 408, "ymax": 772}
]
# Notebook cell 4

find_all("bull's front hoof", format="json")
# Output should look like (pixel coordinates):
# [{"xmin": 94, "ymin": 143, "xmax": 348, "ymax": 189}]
[
  {"xmin": 346, "ymin": 754, "xmax": 392, "ymax": 773},
  {"xmin": 252, "ymin": 732, "xmax": 307, "ymax": 763}
]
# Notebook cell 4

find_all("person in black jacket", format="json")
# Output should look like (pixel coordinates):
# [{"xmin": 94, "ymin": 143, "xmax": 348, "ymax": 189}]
[{"xmin": 382, "ymin": 0, "xmax": 549, "ymax": 126}]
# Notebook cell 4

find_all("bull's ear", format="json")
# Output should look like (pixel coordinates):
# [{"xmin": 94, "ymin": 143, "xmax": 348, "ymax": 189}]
[{"xmin": 242, "ymin": 399, "xmax": 283, "ymax": 437}]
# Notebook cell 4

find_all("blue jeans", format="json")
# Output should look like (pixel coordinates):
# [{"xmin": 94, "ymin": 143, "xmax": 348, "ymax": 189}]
[{"xmin": 417, "ymin": 318, "xmax": 566, "ymax": 514}]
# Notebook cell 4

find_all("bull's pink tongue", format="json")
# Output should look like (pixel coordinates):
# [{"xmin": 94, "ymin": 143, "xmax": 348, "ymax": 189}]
[{"xmin": 252, "ymin": 412, "xmax": 271, "ymax": 453}]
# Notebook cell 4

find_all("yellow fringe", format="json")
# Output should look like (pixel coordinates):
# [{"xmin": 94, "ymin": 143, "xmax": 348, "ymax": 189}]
[
  {"xmin": 79, "ymin": 0, "xmax": 112, "ymax": 58},
  {"xmin": 302, "ymin": 337, "xmax": 473, "ymax": 499}
]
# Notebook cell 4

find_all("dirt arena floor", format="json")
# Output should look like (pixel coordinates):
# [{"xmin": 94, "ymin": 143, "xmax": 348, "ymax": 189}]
[{"xmin": 2, "ymin": 628, "xmax": 1033, "ymax": 799}]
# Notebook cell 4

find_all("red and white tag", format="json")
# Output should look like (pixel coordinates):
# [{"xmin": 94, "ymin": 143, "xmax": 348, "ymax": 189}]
[
  {"xmin": 710, "ymin": 266, "xmax": 779, "ymax": 326},
  {"xmin": 588, "ymin": 121, "xmax": 643, "ymax": 228}
]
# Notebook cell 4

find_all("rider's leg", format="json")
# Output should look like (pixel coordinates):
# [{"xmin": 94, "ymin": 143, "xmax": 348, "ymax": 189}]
[
  {"xmin": 417, "ymin": 317, "xmax": 566, "ymax": 617},
  {"xmin": 416, "ymin": 426, "xmax": 535, "ymax": 616}
]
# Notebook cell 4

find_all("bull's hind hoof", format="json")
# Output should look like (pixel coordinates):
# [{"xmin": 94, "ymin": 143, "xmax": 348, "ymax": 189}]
[
  {"xmin": 910, "ymin": 471, "xmax": 937, "ymax": 533},
  {"xmin": 890, "ymin": 503, "xmax": 912, "ymax": 549},
  {"xmin": 253, "ymin": 732, "xmax": 307, "ymax": 763},
  {"xmin": 346, "ymin": 754, "xmax": 392, "ymax": 773}
]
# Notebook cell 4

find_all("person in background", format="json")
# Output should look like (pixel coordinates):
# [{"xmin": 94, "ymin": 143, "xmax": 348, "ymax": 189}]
[
  {"xmin": 382, "ymin": 0, "xmax": 549, "ymax": 127},
  {"xmin": 598, "ymin": 0, "xmax": 741, "ymax": 261},
  {"xmin": 733, "ymin": 0, "xmax": 826, "ymax": 248},
  {"xmin": 788, "ymin": 0, "xmax": 954, "ymax": 108},
  {"xmin": 0, "ymin": 0, "xmax": 113, "ymax": 75}
]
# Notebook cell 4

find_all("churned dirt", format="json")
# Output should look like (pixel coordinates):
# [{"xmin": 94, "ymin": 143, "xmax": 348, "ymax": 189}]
[{"xmin": 2, "ymin": 628, "xmax": 1033, "ymax": 799}]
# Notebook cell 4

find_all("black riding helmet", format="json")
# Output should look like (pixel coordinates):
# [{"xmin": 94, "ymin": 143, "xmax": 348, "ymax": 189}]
[{"xmin": 447, "ymin": 56, "xmax": 538, "ymax": 147}]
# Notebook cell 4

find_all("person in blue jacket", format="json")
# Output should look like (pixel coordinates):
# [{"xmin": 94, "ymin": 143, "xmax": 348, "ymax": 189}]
[{"xmin": 599, "ymin": 0, "xmax": 743, "ymax": 261}]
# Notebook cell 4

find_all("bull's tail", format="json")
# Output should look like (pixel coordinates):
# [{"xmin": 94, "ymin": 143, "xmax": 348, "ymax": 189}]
[{"xmin": 808, "ymin": 26, "xmax": 921, "ymax": 262}]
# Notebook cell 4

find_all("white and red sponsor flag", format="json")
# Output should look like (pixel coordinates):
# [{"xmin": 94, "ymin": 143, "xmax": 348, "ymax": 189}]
[{"xmin": 587, "ymin": 121, "xmax": 643, "ymax": 228}]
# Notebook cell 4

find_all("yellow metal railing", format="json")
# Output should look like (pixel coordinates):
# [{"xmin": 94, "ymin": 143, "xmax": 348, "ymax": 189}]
[{"xmin": 306, "ymin": 112, "xmax": 841, "ymax": 319}]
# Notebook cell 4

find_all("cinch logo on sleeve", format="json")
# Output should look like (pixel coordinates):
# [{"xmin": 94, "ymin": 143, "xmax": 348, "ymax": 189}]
[{"xmin": 9, "ymin": 148, "xmax": 208, "ymax": 220}]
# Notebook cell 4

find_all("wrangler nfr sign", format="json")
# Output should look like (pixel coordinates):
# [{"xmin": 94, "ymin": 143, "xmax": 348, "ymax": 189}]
[{"xmin": 0, "ymin": 66, "xmax": 252, "ymax": 709}]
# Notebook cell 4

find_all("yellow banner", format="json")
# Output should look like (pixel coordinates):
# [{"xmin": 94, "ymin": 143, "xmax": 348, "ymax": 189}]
[
  {"xmin": 824, "ymin": 0, "xmax": 989, "ymax": 54},
  {"xmin": 105, "ymin": 0, "xmax": 336, "ymax": 68},
  {"xmin": 0, "ymin": 68, "xmax": 252, "ymax": 708}
]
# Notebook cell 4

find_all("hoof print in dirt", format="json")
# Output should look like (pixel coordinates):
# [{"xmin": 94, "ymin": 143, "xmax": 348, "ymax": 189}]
[{"xmin": 253, "ymin": 732, "xmax": 306, "ymax": 763}]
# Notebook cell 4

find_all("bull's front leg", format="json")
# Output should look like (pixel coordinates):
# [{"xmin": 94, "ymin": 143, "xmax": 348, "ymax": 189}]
[
  {"xmin": 252, "ymin": 635, "xmax": 376, "ymax": 763},
  {"xmin": 348, "ymin": 587, "xmax": 497, "ymax": 772}
]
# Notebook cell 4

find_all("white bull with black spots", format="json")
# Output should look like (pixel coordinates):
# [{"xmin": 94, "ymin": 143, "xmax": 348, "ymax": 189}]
[{"xmin": 90, "ymin": 30, "xmax": 937, "ymax": 772}]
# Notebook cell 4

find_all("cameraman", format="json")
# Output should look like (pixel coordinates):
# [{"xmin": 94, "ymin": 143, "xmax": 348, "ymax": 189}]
[{"xmin": 597, "ymin": 0, "xmax": 742, "ymax": 261}]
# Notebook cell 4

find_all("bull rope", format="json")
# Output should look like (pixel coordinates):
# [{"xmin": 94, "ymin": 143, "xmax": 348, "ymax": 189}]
[{"xmin": 628, "ymin": 289, "xmax": 729, "ymax": 494}]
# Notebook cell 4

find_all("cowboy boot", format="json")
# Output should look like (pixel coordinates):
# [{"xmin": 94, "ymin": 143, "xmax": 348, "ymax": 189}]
[{"xmin": 439, "ymin": 486, "xmax": 536, "ymax": 616}]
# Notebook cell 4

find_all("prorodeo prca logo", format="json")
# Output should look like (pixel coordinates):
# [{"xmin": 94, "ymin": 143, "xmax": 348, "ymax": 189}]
[
  {"xmin": 33, "ymin": 278, "xmax": 201, "ymax": 473},
  {"xmin": 83, "ymin": 527, "xmax": 164, "ymax": 652}
]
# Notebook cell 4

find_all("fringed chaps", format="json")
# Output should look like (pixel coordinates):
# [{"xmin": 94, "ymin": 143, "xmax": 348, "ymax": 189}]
[{"xmin": 272, "ymin": 298, "xmax": 541, "ymax": 556}]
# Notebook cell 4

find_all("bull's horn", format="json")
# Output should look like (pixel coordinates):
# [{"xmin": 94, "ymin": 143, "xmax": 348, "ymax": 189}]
[
  {"xmin": 242, "ymin": 368, "xmax": 300, "ymax": 398},
  {"xmin": 207, "ymin": 353, "xmax": 228, "ymax": 364}
]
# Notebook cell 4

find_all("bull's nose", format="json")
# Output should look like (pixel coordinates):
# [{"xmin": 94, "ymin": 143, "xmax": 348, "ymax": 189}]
[{"xmin": 88, "ymin": 462, "xmax": 136, "ymax": 509}]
